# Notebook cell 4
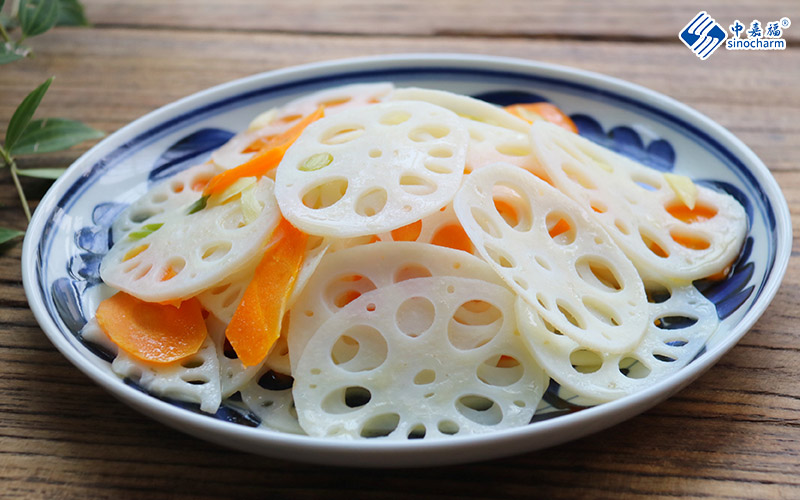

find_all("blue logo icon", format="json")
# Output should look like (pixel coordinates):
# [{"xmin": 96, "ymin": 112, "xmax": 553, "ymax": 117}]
[{"xmin": 679, "ymin": 11, "xmax": 728, "ymax": 60}]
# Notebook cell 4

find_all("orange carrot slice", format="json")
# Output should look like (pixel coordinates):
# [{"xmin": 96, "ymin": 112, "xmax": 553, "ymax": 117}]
[
  {"xmin": 225, "ymin": 219, "xmax": 308, "ymax": 367},
  {"xmin": 390, "ymin": 220, "xmax": 422, "ymax": 241},
  {"xmin": 505, "ymin": 102, "xmax": 578, "ymax": 133},
  {"xmin": 204, "ymin": 106, "xmax": 325, "ymax": 197},
  {"xmin": 431, "ymin": 224, "xmax": 473, "ymax": 253},
  {"xmin": 95, "ymin": 293, "xmax": 207, "ymax": 364}
]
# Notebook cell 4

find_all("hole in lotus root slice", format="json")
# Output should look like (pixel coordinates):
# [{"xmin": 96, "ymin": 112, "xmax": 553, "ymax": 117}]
[
  {"xmin": 456, "ymin": 395, "xmax": 503, "ymax": 426},
  {"xmin": 200, "ymin": 241, "xmax": 233, "ymax": 262},
  {"xmin": 437, "ymin": 420, "xmax": 460, "ymax": 436},
  {"xmin": 413, "ymin": 369, "xmax": 436, "ymax": 385},
  {"xmin": 654, "ymin": 315, "xmax": 698, "ymax": 330},
  {"xmin": 477, "ymin": 355, "xmax": 524, "ymax": 387},
  {"xmin": 575, "ymin": 256, "xmax": 623, "ymax": 292},
  {"xmin": 301, "ymin": 178, "xmax": 348, "ymax": 210},
  {"xmin": 570, "ymin": 349, "xmax": 603, "ymax": 374},
  {"xmin": 492, "ymin": 183, "xmax": 533, "ymax": 233},
  {"xmin": 355, "ymin": 188, "xmax": 388, "ymax": 217},
  {"xmin": 408, "ymin": 424, "xmax": 427, "ymax": 439},
  {"xmin": 447, "ymin": 299, "xmax": 504, "ymax": 351},
  {"xmin": 399, "ymin": 174, "xmax": 437, "ymax": 196},
  {"xmin": 618, "ymin": 356, "xmax": 651, "ymax": 379},
  {"xmin": 330, "ymin": 326, "xmax": 388, "ymax": 373},
  {"xmin": 545, "ymin": 211, "xmax": 577, "ymax": 245},
  {"xmin": 394, "ymin": 263, "xmax": 432, "ymax": 282},
  {"xmin": 275, "ymin": 101, "xmax": 467, "ymax": 238},
  {"xmin": 292, "ymin": 276, "xmax": 547, "ymax": 439},
  {"xmin": 321, "ymin": 124, "xmax": 365, "ymax": 145},
  {"xmin": 321, "ymin": 386, "xmax": 372, "ymax": 414},
  {"xmin": 396, "ymin": 296, "xmax": 436, "ymax": 338},
  {"xmin": 360, "ymin": 413, "xmax": 401, "ymax": 438},
  {"xmin": 379, "ymin": 109, "xmax": 411, "ymax": 125}
]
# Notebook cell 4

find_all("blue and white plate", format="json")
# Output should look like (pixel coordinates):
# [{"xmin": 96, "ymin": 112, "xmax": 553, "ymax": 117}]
[{"xmin": 21, "ymin": 54, "xmax": 791, "ymax": 467}]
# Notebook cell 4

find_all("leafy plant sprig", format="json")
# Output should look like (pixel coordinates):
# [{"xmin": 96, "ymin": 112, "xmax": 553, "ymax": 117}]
[{"xmin": 1, "ymin": 0, "xmax": 102, "ymax": 249}]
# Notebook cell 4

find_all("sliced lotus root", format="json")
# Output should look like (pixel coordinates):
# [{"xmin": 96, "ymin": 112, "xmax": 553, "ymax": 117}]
[
  {"xmin": 214, "ymin": 83, "xmax": 394, "ymax": 171},
  {"xmin": 274, "ymin": 82, "xmax": 394, "ymax": 123},
  {"xmin": 464, "ymin": 120, "xmax": 546, "ymax": 179},
  {"xmin": 454, "ymin": 163, "xmax": 649, "ymax": 354},
  {"xmin": 110, "ymin": 324, "xmax": 222, "ymax": 413},
  {"xmin": 530, "ymin": 121, "xmax": 748, "ymax": 282},
  {"xmin": 240, "ymin": 367, "xmax": 305, "ymax": 435},
  {"xmin": 112, "ymin": 162, "xmax": 223, "ymax": 243},
  {"xmin": 515, "ymin": 281, "xmax": 719, "ymax": 402},
  {"xmin": 287, "ymin": 241, "xmax": 507, "ymax": 372},
  {"xmin": 292, "ymin": 276, "xmax": 548, "ymax": 439},
  {"xmin": 390, "ymin": 87, "xmax": 531, "ymax": 133},
  {"xmin": 274, "ymin": 101, "xmax": 468, "ymax": 238},
  {"xmin": 101, "ymin": 177, "xmax": 281, "ymax": 303}
]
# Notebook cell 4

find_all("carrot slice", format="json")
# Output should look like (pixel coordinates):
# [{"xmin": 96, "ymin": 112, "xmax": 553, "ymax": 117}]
[
  {"xmin": 95, "ymin": 293, "xmax": 207, "ymax": 364},
  {"xmin": 225, "ymin": 219, "xmax": 308, "ymax": 367},
  {"xmin": 431, "ymin": 224, "xmax": 473, "ymax": 253},
  {"xmin": 204, "ymin": 106, "xmax": 325, "ymax": 197},
  {"xmin": 390, "ymin": 220, "xmax": 422, "ymax": 242},
  {"xmin": 505, "ymin": 102, "xmax": 578, "ymax": 133}
]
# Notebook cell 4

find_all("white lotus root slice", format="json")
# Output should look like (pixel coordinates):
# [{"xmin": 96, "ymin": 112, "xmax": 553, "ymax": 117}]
[
  {"xmin": 377, "ymin": 204, "xmax": 476, "ymax": 255},
  {"xmin": 274, "ymin": 101, "xmax": 468, "ymax": 238},
  {"xmin": 101, "ymin": 177, "xmax": 281, "ymax": 303},
  {"xmin": 240, "ymin": 366, "xmax": 305, "ymax": 435},
  {"xmin": 287, "ymin": 241, "xmax": 508, "ymax": 372},
  {"xmin": 274, "ymin": 82, "xmax": 394, "ymax": 123},
  {"xmin": 112, "ymin": 162, "xmax": 223, "ymax": 243},
  {"xmin": 530, "ymin": 121, "xmax": 748, "ymax": 282},
  {"xmin": 454, "ymin": 163, "xmax": 649, "ymax": 354},
  {"xmin": 389, "ymin": 87, "xmax": 531, "ymax": 133},
  {"xmin": 109, "ymin": 323, "xmax": 222, "ymax": 413},
  {"xmin": 293, "ymin": 277, "xmax": 549, "ymax": 439},
  {"xmin": 464, "ymin": 120, "xmax": 546, "ymax": 179},
  {"xmin": 214, "ymin": 83, "xmax": 394, "ymax": 171},
  {"xmin": 515, "ymin": 281, "xmax": 719, "ymax": 403}
]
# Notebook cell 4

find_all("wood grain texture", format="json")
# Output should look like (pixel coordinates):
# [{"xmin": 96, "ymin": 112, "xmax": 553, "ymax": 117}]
[{"xmin": 1, "ymin": 2, "xmax": 799, "ymax": 498}]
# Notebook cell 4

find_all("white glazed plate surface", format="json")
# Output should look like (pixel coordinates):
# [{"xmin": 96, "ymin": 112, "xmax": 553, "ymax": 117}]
[{"xmin": 21, "ymin": 54, "xmax": 791, "ymax": 467}]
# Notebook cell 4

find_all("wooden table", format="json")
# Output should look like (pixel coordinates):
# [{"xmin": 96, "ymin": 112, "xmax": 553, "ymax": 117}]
[{"xmin": 2, "ymin": 1, "xmax": 798, "ymax": 497}]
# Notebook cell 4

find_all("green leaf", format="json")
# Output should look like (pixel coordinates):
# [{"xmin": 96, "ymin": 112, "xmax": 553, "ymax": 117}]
[
  {"xmin": 127, "ymin": 223, "xmax": 164, "ymax": 241},
  {"xmin": 4, "ymin": 77, "xmax": 53, "ymax": 151},
  {"xmin": 0, "ymin": 228, "xmax": 25, "ymax": 245},
  {"xmin": 56, "ymin": 0, "xmax": 89, "ymax": 26},
  {"xmin": 0, "ymin": 0, "xmax": 6, "ymax": 13},
  {"xmin": 0, "ymin": 43, "xmax": 28, "ymax": 65},
  {"xmin": 186, "ymin": 195, "xmax": 209, "ymax": 215},
  {"xmin": 10, "ymin": 118, "xmax": 103, "ymax": 155},
  {"xmin": 19, "ymin": 0, "xmax": 60, "ymax": 38},
  {"xmin": 15, "ymin": 167, "xmax": 67, "ymax": 179}
]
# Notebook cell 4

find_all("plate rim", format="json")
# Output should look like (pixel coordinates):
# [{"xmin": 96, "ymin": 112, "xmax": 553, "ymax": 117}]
[{"xmin": 21, "ymin": 52, "xmax": 793, "ymax": 467}]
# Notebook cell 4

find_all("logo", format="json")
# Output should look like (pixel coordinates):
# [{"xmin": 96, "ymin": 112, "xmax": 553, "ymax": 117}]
[
  {"xmin": 727, "ymin": 17, "xmax": 790, "ymax": 51},
  {"xmin": 679, "ymin": 11, "xmax": 727, "ymax": 60}
]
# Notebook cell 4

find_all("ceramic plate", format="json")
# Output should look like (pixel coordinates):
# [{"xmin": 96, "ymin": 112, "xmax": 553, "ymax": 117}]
[{"xmin": 21, "ymin": 54, "xmax": 791, "ymax": 467}]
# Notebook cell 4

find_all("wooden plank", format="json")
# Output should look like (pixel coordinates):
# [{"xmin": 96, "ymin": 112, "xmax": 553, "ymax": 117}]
[
  {"xmin": 0, "ymin": 28, "xmax": 797, "ymax": 174},
  {"xmin": 78, "ymin": 0, "xmax": 800, "ymax": 40}
]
